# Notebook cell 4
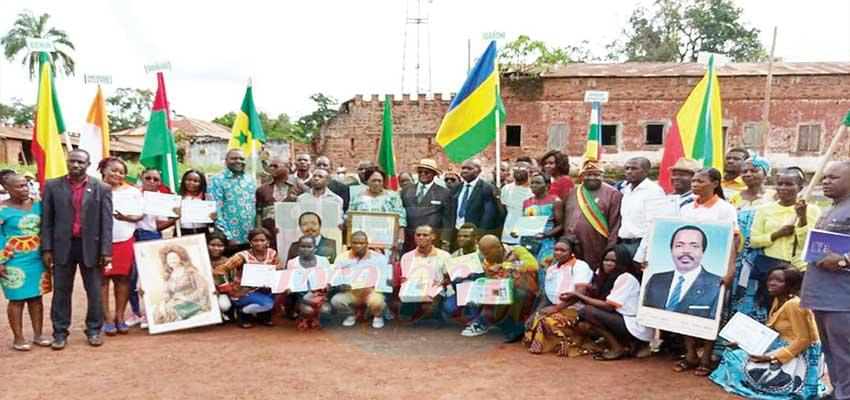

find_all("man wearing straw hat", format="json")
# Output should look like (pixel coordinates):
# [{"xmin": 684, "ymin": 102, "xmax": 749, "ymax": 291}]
[
  {"xmin": 562, "ymin": 160, "xmax": 622, "ymax": 270},
  {"xmin": 401, "ymin": 159, "xmax": 453, "ymax": 252}
]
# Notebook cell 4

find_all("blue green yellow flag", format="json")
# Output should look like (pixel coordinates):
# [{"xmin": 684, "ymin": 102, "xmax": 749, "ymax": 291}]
[{"xmin": 435, "ymin": 41, "xmax": 506, "ymax": 163}]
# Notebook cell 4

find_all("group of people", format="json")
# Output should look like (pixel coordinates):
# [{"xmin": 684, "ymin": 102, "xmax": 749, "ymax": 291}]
[{"xmin": 1, "ymin": 145, "xmax": 849, "ymax": 400}]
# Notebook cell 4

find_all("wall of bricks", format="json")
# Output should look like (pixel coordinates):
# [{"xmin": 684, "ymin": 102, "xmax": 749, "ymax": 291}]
[{"xmin": 308, "ymin": 72, "xmax": 850, "ymax": 174}]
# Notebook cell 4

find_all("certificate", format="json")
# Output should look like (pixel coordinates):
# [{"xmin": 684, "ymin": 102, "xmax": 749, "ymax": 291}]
[
  {"xmin": 281, "ymin": 267, "xmax": 332, "ymax": 293},
  {"xmin": 445, "ymin": 253, "xmax": 484, "ymax": 281},
  {"xmin": 348, "ymin": 211, "xmax": 400, "ymax": 248},
  {"xmin": 240, "ymin": 264, "xmax": 276, "ymax": 288},
  {"xmin": 180, "ymin": 199, "xmax": 216, "ymax": 223},
  {"xmin": 399, "ymin": 275, "xmax": 440, "ymax": 303},
  {"xmin": 374, "ymin": 264, "xmax": 394, "ymax": 294},
  {"xmin": 802, "ymin": 229, "xmax": 850, "ymax": 264},
  {"xmin": 456, "ymin": 278, "xmax": 514, "ymax": 306},
  {"xmin": 143, "ymin": 191, "xmax": 181, "ymax": 217},
  {"xmin": 513, "ymin": 216, "xmax": 548, "ymax": 237},
  {"xmin": 331, "ymin": 265, "xmax": 378, "ymax": 290},
  {"xmin": 113, "ymin": 190, "xmax": 143, "ymax": 215},
  {"xmin": 719, "ymin": 312, "xmax": 779, "ymax": 355}
]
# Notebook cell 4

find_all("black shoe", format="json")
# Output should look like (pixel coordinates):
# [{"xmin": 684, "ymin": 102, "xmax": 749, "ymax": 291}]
[
  {"xmin": 503, "ymin": 331, "xmax": 524, "ymax": 344},
  {"xmin": 87, "ymin": 334, "xmax": 104, "ymax": 347},
  {"xmin": 51, "ymin": 337, "xmax": 67, "ymax": 350}
]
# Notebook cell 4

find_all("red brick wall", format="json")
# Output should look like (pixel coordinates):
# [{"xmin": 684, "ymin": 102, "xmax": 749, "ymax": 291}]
[{"xmin": 310, "ymin": 73, "xmax": 850, "ymax": 174}]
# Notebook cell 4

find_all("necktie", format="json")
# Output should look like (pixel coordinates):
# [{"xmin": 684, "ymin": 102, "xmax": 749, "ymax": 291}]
[
  {"xmin": 458, "ymin": 184, "xmax": 471, "ymax": 219},
  {"xmin": 665, "ymin": 276, "xmax": 685, "ymax": 311},
  {"xmin": 416, "ymin": 184, "xmax": 426, "ymax": 204}
]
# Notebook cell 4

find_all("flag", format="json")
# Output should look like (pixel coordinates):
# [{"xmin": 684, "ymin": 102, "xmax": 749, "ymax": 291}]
[
  {"xmin": 31, "ymin": 52, "xmax": 68, "ymax": 183},
  {"xmin": 227, "ymin": 84, "xmax": 266, "ymax": 156},
  {"xmin": 583, "ymin": 102, "xmax": 602, "ymax": 161},
  {"xmin": 436, "ymin": 40, "xmax": 506, "ymax": 163},
  {"xmin": 658, "ymin": 56, "xmax": 724, "ymax": 193},
  {"xmin": 377, "ymin": 95, "xmax": 398, "ymax": 190},
  {"xmin": 139, "ymin": 72, "xmax": 179, "ymax": 191},
  {"xmin": 79, "ymin": 85, "xmax": 110, "ymax": 177}
]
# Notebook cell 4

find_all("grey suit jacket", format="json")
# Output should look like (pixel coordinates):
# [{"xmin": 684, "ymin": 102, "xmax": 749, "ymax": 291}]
[
  {"xmin": 401, "ymin": 183, "xmax": 453, "ymax": 244},
  {"xmin": 642, "ymin": 267, "xmax": 722, "ymax": 319},
  {"xmin": 41, "ymin": 176, "xmax": 113, "ymax": 268}
]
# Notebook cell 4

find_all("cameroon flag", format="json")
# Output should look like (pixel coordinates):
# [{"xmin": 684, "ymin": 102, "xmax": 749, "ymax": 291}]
[
  {"xmin": 140, "ymin": 72, "xmax": 179, "ymax": 191},
  {"xmin": 227, "ymin": 85, "xmax": 266, "ymax": 155},
  {"xmin": 377, "ymin": 95, "xmax": 398, "ymax": 189},
  {"xmin": 32, "ymin": 52, "xmax": 68, "ymax": 183}
]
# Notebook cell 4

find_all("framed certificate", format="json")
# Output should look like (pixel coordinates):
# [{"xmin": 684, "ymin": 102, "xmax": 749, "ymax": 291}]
[{"xmin": 347, "ymin": 211, "xmax": 400, "ymax": 249}]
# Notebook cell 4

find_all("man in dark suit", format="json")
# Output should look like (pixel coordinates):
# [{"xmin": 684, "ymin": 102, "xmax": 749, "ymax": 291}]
[
  {"xmin": 642, "ymin": 225, "xmax": 722, "ymax": 319},
  {"xmin": 452, "ymin": 159, "xmax": 501, "ymax": 238},
  {"xmin": 315, "ymin": 155, "xmax": 350, "ymax": 212},
  {"xmin": 401, "ymin": 159, "xmax": 453, "ymax": 252},
  {"xmin": 41, "ymin": 149, "xmax": 113, "ymax": 349},
  {"xmin": 286, "ymin": 211, "xmax": 337, "ymax": 263}
]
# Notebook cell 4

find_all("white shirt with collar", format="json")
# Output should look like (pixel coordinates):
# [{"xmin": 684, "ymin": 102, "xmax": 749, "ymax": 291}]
[
  {"xmin": 455, "ymin": 177, "xmax": 480, "ymax": 229},
  {"xmin": 632, "ymin": 190, "xmax": 696, "ymax": 264},
  {"xmin": 297, "ymin": 189, "xmax": 344, "ymax": 226},
  {"xmin": 666, "ymin": 266, "xmax": 702, "ymax": 307},
  {"xmin": 619, "ymin": 178, "xmax": 666, "ymax": 239},
  {"xmin": 416, "ymin": 180, "xmax": 435, "ymax": 197}
]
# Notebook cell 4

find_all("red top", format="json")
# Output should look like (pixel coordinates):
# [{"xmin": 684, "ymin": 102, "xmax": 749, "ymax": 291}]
[
  {"xmin": 69, "ymin": 176, "xmax": 89, "ymax": 238},
  {"xmin": 549, "ymin": 175, "xmax": 575, "ymax": 202}
]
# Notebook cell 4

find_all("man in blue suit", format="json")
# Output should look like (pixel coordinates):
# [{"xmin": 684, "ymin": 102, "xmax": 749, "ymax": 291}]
[
  {"xmin": 642, "ymin": 225, "xmax": 721, "ymax": 319},
  {"xmin": 451, "ymin": 159, "xmax": 502, "ymax": 240}
]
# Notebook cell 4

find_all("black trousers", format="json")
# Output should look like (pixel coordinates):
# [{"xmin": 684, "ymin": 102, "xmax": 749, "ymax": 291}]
[{"xmin": 51, "ymin": 238, "xmax": 104, "ymax": 339}]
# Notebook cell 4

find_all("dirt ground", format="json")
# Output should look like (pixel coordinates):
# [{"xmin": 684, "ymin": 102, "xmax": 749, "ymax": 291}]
[{"xmin": 0, "ymin": 277, "xmax": 739, "ymax": 400}]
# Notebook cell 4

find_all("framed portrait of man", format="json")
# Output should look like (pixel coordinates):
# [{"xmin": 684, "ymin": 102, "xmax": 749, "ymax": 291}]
[
  {"xmin": 133, "ymin": 234, "xmax": 222, "ymax": 334},
  {"xmin": 347, "ymin": 211, "xmax": 399, "ymax": 249},
  {"xmin": 637, "ymin": 217, "xmax": 734, "ymax": 340},
  {"xmin": 275, "ymin": 202, "xmax": 343, "ymax": 263}
]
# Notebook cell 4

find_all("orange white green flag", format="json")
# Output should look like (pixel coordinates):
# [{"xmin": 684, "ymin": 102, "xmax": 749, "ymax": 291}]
[{"xmin": 79, "ymin": 85, "xmax": 110, "ymax": 177}]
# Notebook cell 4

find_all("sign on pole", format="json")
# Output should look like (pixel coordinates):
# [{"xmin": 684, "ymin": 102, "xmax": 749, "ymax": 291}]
[
  {"xmin": 482, "ymin": 31, "xmax": 506, "ymax": 41},
  {"xmin": 584, "ymin": 91, "xmax": 610, "ymax": 103},
  {"xmin": 144, "ymin": 61, "xmax": 172, "ymax": 74},
  {"xmin": 25, "ymin": 38, "xmax": 55, "ymax": 53},
  {"xmin": 84, "ymin": 74, "xmax": 112, "ymax": 85}
]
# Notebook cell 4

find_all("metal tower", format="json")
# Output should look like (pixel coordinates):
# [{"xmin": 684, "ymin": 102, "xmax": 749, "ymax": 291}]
[{"xmin": 401, "ymin": 0, "xmax": 433, "ymax": 94}]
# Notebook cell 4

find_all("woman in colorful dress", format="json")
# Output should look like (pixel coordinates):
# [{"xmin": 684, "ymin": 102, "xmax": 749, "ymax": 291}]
[
  {"xmin": 348, "ymin": 166, "xmax": 406, "ymax": 255},
  {"xmin": 0, "ymin": 173, "xmax": 52, "ymax": 350},
  {"xmin": 520, "ymin": 172, "xmax": 563, "ymax": 287},
  {"xmin": 711, "ymin": 264, "xmax": 826, "ymax": 399},
  {"xmin": 215, "ymin": 228, "xmax": 282, "ymax": 328},
  {"xmin": 100, "ymin": 157, "xmax": 143, "ymax": 336},
  {"xmin": 153, "ymin": 245, "xmax": 213, "ymax": 324}
]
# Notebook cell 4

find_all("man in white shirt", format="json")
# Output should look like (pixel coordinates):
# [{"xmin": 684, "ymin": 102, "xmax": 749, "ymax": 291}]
[
  {"xmin": 330, "ymin": 231, "xmax": 388, "ymax": 329},
  {"xmin": 296, "ymin": 169, "xmax": 344, "ymax": 228},
  {"xmin": 496, "ymin": 161, "xmax": 532, "ymax": 245},
  {"xmin": 397, "ymin": 225, "xmax": 451, "ymax": 321},
  {"xmin": 618, "ymin": 157, "xmax": 666, "ymax": 257}
]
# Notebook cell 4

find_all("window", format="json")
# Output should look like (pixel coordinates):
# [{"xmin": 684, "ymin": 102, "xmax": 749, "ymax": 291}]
[
  {"xmin": 645, "ymin": 124, "xmax": 665, "ymax": 145},
  {"xmin": 797, "ymin": 124, "xmax": 822, "ymax": 152},
  {"xmin": 506, "ymin": 125, "xmax": 521, "ymax": 147},
  {"xmin": 350, "ymin": 138, "xmax": 355, "ymax": 150},
  {"xmin": 743, "ymin": 123, "xmax": 761, "ymax": 148},
  {"xmin": 601, "ymin": 124, "xmax": 618, "ymax": 146},
  {"xmin": 547, "ymin": 124, "xmax": 568, "ymax": 150}
]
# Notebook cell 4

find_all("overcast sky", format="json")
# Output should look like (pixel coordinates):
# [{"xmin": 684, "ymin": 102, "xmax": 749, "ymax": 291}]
[{"xmin": 0, "ymin": 0, "xmax": 848, "ymax": 132}]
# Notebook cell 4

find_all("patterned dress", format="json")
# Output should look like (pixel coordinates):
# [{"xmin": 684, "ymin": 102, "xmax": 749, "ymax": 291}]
[
  {"xmin": 209, "ymin": 169, "xmax": 257, "ymax": 244},
  {"xmin": 348, "ymin": 190, "xmax": 407, "ymax": 227},
  {"xmin": 0, "ymin": 201, "xmax": 50, "ymax": 301}
]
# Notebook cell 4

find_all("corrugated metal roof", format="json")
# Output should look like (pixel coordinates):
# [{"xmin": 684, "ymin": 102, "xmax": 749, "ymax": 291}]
[
  {"xmin": 542, "ymin": 62, "xmax": 850, "ymax": 78},
  {"xmin": 0, "ymin": 126, "xmax": 31, "ymax": 141},
  {"xmin": 113, "ymin": 116, "xmax": 230, "ymax": 140}
]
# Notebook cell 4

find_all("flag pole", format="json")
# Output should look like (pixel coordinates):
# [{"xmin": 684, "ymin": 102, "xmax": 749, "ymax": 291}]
[
  {"xmin": 759, "ymin": 26, "xmax": 778, "ymax": 156},
  {"xmin": 249, "ymin": 78, "xmax": 258, "ymax": 185},
  {"xmin": 801, "ymin": 123, "xmax": 847, "ymax": 200},
  {"xmin": 494, "ymin": 43, "xmax": 501, "ymax": 188}
]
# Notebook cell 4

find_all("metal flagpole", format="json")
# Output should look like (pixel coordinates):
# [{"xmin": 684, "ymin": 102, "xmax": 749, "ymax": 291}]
[
  {"xmin": 166, "ymin": 151, "xmax": 182, "ymax": 237},
  {"xmin": 494, "ymin": 43, "xmax": 501, "ymax": 188}
]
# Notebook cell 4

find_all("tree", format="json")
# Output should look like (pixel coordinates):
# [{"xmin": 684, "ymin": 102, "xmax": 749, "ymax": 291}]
[
  {"xmin": 0, "ymin": 98, "xmax": 35, "ymax": 126},
  {"xmin": 1, "ymin": 11, "xmax": 76, "ymax": 80},
  {"xmin": 106, "ymin": 88, "xmax": 153, "ymax": 131},
  {"xmin": 294, "ymin": 93, "xmax": 337, "ymax": 143},
  {"xmin": 212, "ymin": 111, "xmax": 298, "ymax": 141},
  {"xmin": 498, "ymin": 35, "xmax": 578, "ymax": 77},
  {"xmin": 612, "ymin": 0, "xmax": 766, "ymax": 62}
]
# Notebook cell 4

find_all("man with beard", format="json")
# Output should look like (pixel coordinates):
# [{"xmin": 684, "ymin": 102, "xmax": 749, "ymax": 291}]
[
  {"xmin": 563, "ymin": 160, "xmax": 622, "ymax": 270},
  {"xmin": 209, "ymin": 149, "xmax": 257, "ymax": 253},
  {"xmin": 721, "ymin": 148, "xmax": 749, "ymax": 198}
]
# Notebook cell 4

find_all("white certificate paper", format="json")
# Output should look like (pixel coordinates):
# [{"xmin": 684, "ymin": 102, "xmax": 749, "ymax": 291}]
[
  {"xmin": 142, "ymin": 191, "xmax": 181, "ymax": 217},
  {"xmin": 113, "ymin": 191, "xmax": 143, "ymax": 216},
  {"xmin": 719, "ymin": 312, "xmax": 779, "ymax": 355},
  {"xmin": 513, "ymin": 216, "xmax": 549, "ymax": 237},
  {"xmin": 445, "ymin": 253, "xmax": 484, "ymax": 281},
  {"xmin": 240, "ymin": 264, "xmax": 276, "ymax": 288},
  {"xmin": 180, "ymin": 199, "xmax": 216, "ymax": 223}
]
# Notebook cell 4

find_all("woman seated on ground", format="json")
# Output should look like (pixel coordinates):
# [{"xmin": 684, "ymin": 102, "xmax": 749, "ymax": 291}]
[
  {"xmin": 285, "ymin": 235, "xmax": 333, "ymax": 331},
  {"xmin": 571, "ymin": 245, "xmax": 655, "ymax": 360},
  {"xmin": 523, "ymin": 236, "xmax": 598, "ymax": 357},
  {"xmin": 214, "ymin": 228, "xmax": 282, "ymax": 328},
  {"xmin": 710, "ymin": 264, "xmax": 826, "ymax": 399}
]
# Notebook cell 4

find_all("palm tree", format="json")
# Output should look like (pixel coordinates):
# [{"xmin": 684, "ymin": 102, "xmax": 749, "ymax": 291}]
[{"xmin": 1, "ymin": 11, "xmax": 75, "ymax": 80}]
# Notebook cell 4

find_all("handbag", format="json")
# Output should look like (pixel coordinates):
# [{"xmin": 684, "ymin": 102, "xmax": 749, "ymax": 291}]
[{"xmin": 173, "ymin": 301, "xmax": 204, "ymax": 320}]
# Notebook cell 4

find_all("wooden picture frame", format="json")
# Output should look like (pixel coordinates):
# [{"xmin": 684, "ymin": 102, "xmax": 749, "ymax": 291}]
[{"xmin": 347, "ymin": 211, "xmax": 400, "ymax": 249}]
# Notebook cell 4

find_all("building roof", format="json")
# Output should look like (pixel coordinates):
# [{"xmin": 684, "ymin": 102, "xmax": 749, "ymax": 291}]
[
  {"xmin": 0, "ymin": 125, "xmax": 141, "ymax": 153},
  {"xmin": 542, "ymin": 62, "xmax": 850, "ymax": 78},
  {"xmin": 0, "ymin": 125, "xmax": 31, "ymax": 141},
  {"xmin": 113, "ymin": 116, "xmax": 230, "ymax": 141}
]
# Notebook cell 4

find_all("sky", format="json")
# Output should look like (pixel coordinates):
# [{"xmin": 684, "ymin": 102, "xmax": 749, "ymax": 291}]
[{"xmin": 0, "ymin": 0, "xmax": 848, "ymax": 133}]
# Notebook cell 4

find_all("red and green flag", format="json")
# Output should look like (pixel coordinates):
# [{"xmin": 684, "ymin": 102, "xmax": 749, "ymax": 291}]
[
  {"xmin": 32, "ymin": 52, "xmax": 68, "ymax": 183},
  {"xmin": 139, "ymin": 72, "xmax": 179, "ymax": 192},
  {"xmin": 377, "ymin": 95, "xmax": 398, "ymax": 190}
]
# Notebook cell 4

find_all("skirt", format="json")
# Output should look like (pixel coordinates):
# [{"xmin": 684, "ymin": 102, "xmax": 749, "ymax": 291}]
[
  {"xmin": 105, "ymin": 238, "xmax": 135, "ymax": 277},
  {"xmin": 523, "ymin": 307, "xmax": 602, "ymax": 357},
  {"xmin": 710, "ymin": 339, "xmax": 827, "ymax": 399}
]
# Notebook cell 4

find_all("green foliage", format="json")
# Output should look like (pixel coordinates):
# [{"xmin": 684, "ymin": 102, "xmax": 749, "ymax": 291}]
[
  {"xmin": 105, "ymin": 88, "xmax": 153, "ymax": 132},
  {"xmin": 293, "ymin": 93, "xmax": 338, "ymax": 143},
  {"xmin": 212, "ymin": 111, "xmax": 298, "ymax": 141},
  {"xmin": 1, "ymin": 11, "xmax": 76, "ymax": 80},
  {"xmin": 498, "ymin": 35, "xmax": 578, "ymax": 77},
  {"xmin": 0, "ymin": 98, "xmax": 35, "ymax": 125},
  {"xmin": 612, "ymin": 0, "xmax": 766, "ymax": 62}
]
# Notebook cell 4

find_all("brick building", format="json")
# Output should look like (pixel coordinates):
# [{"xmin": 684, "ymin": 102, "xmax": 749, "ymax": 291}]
[{"xmin": 312, "ymin": 62, "xmax": 850, "ymax": 174}]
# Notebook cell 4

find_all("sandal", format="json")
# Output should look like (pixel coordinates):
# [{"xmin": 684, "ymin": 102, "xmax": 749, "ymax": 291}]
[
  {"xmin": 103, "ymin": 323, "xmax": 117, "ymax": 336},
  {"xmin": 116, "ymin": 322, "xmax": 129, "ymax": 334},
  {"xmin": 12, "ymin": 342, "xmax": 32, "ymax": 351},
  {"xmin": 673, "ymin": 359, "xmax": 698, "ymax": 373},
  {"xmin": 693, "ymin": 365, "xmax": 713, "ymax": 377},
  {"xmin": 33, "ymin": 336, "xmax": 53, "ymax": 347}
]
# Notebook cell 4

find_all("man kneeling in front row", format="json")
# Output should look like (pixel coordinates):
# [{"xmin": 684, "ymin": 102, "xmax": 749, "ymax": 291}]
[{"xmin": 330, "ymin": 231, "xmax": 387, "ymax": 329}]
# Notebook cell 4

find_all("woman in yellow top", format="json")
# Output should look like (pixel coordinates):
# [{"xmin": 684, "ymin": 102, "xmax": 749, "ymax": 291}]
[
  {"xmin": 750, "ymin": 167, "xmax": 821, "ymax": 271},
  {"xmin": 710, "ymin": 264, "xmax": 826, "ymax": 399}
]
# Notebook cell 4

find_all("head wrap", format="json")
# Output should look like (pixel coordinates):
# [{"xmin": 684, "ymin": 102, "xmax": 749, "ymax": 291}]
[
  {"xmin": 749, "ymin": 154, "xmax": 771, "ymax": 175},
  {"xmin": 580, "ymin": 159, "xmax": 603, "ymax": 175}
]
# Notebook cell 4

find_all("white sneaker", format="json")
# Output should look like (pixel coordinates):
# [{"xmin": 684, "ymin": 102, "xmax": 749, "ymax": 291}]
[
  {"xmin": 342, "ymin": 316, "xmax": 357, "ymax": 327},
  {"xmin": 372, "ymin": 317, "xmax": 384, "ymax": 329},
  {"xmin": 140, "ymin": 316, "xmax": 149, "ymax": 330},
  {"xmin": 460, "ymin": 323, "xmax": 489, "ymax": 337},
  {"xmin": 125, "ymin": 314, "xmax": 143, "ymax": 327}
]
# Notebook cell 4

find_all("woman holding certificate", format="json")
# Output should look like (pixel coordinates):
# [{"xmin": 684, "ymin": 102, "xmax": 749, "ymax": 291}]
[
  {"xmin": 348, "ymin": 166, "xmax": 406, "ymax": 253},
  {"xmin": 519, "ymin": 173, "xmax": 563, "ymax": 285},
  {"xmin": 100, "ymin": 158, "xmax": 143, "ymax": 335},
  {"xmin": 711, "ymin": 264, "xmax": 826, "ymax": 399},
  {"xmin": 176, "ymin": 170, "xmax": 216, "ymax": 235},
  {"xmin": 215, "ymin": 228, "xmax": 281, "ymax": 328}
]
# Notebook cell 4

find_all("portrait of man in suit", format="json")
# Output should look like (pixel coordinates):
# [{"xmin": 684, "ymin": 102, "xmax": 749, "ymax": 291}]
[
  {"xmin": 642, "ymin": 225, "xmax": 722, "ymax": 319},
  {"xmin": 286, "ymin": 211, "xmax": 337, "ymax": 263}
]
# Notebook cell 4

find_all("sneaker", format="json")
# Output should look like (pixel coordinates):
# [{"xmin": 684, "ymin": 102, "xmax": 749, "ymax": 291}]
[
  {"xmin": 342, "ymin": 316, "xmax": 357, "ymax": 327},
  {"xmin": 461, "ymin": 323, "xmax": 490, "ymax": 337},
  {"xmin": 125, "ymin": 314, "xmax": 143, "ymax": 328},
  {"xmin": 372, "ymin": 317, "xmax": 384, "ymax": 329},
  {"xmin": 140, "ymin": 316, "xmax": 149, "ymax": 330}
]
